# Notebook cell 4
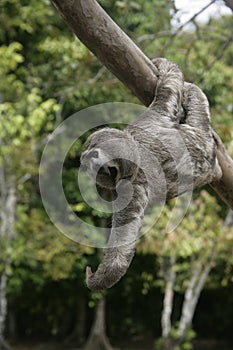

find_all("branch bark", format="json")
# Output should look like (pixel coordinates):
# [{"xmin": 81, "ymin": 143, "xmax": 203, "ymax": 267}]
[
  {"xmin": 52, "ymin": 0, "xmax": 157, "ymax": 106},
  {"xmin": 210, "ymin": 132, "xmax": 233, "ymax": 209},
  {"xmin": 224, "ymin": 0, "xmax": 233, "ymax": 11},
  {"xmin": 52, "ymin": 0, "xmax": 233, "ymax": 209}
]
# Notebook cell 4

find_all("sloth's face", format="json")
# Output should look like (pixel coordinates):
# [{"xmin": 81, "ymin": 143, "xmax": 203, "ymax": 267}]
[
  {"xmin": 81, "ymin": 128, "xmax": 140, "ymax": 189},
  {"xmin": 81, "ymin": 129, "xmax": 123, "ymax": 189},
  {"xmin": 81, "ymin": 147, "xmax": 120, "ymax": 189}
]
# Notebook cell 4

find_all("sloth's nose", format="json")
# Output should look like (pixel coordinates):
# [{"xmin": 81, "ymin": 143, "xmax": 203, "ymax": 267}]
[{"xmin": 91, "ymin": 158, "xmax": 106, "ymax": 171}]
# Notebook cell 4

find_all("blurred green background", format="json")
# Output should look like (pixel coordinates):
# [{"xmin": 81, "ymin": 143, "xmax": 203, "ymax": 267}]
[{"xmin": 0, "ymin": 0, "xmax": 233, "ymax": 349}]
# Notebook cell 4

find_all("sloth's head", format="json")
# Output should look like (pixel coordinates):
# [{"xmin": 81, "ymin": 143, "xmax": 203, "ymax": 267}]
[{"xmin": 81, "ymin": 128, "xmax": 139, "ymax": 189}]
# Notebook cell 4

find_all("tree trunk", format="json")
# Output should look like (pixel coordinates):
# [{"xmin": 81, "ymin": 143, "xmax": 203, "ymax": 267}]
[
  {"xmin": 0, "ymin": 167, "xmax": 16, "ymax": 350},
  {"xmin": 0, "ymin": 337, "xmax": 11, "ymax": 350},
  {"xmin": 161, "ymin": 257, "xmax": 176, "ymax": 339},
  {"xmin": 83, "ymin": 298, "xmax": 114, "ymax": 350},
  {"xmin": 0, "ymin": 274, "xmax": 10, "ymax": 350},
  {"xmin": 178, "ymin": 253, "xmax": 217, "ymax": 340},
  {"xmin": 0, "ymin": 274, "xmax": 7, "ymax": 340},
  {"xmin": 0, "ymin": 170, "xmax": 17, "ymax": 240},
  {"xmin": 160, "ymin": 257, "xmax": 176, "ymax": 350}
]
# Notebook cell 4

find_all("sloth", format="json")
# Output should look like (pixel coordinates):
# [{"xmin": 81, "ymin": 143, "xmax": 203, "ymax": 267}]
[{"xmin": 81, "ymin": 58, "xmax": 221, "ymax": 291}]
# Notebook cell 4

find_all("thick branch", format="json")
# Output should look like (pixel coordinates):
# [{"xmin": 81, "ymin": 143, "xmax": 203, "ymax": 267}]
[
  {"xmin": 52, "ymin": 0, "xmax": 158, "ymax": 106},
  {"xmin": 52, "ymin": 0, "xmax": 233, "ymax": 209},
  {"xmin": 211, "ymin": 132, "xmax": 233, "ymax": 209},
  {"xmin": 224, "ymin": 0, "xmax": 233, "ymax": 11}
]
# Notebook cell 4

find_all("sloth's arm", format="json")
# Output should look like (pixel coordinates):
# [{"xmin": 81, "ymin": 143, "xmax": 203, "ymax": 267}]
[
  {"xmin": 150, "ymin": 58, "xmax": 184, "ymax": 122},
  {"xmin": 86, "ymin": 183, "xmax": 148, "ymax": 290}
]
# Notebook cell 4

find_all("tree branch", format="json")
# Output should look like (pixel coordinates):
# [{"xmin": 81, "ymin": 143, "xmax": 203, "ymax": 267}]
[
  {"xmin": 52, "ymin": 0, "xmax": 233, "ymax": 209},
  {"xmin": 164, "ymin": 0, "xmax": 216, "ymax": 51},
  {"xmin": 52, "ymin": 0, "xmax": 158, "ymax": 106},
  {"xmin": 224, "ymin": 0, "xmax": 233, "ymax": 11},
  {"xmin": 211, "ymin": 132, "xmax": 233, "ymax": 209},
  {"xmin": 197, "ymin": 35, "xmax": 233, "ymax": 78}
]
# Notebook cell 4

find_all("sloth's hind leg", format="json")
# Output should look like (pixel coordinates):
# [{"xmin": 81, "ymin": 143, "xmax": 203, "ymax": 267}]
[
  {"xmin": 182, "ymin": 82, "xmax": 211, "ymax": 132},
  {"xmin": 181, "ymin": 82, "xmax": 222, "ymax": 182},
  {"xmin": 150, "ymin": 58, "xmax": 184, "ymax": 122}
]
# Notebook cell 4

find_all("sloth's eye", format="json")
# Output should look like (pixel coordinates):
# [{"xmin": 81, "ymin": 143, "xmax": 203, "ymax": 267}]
[
  {"xmin": 86, "ymin": 150, "xmax": 99, "ymax": 160},
  {"xmin": 108, "ymin": 166, "xmax": 118, "ymax": 180},
  {"xmin": 98, "ymin": 165, "xmax": 118, "ymax": 180}
]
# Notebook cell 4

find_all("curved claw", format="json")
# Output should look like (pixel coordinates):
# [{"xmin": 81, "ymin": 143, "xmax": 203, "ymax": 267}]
[{"xmin": 86, "ymin": 266, "xmax": 93, "ymax": 279}]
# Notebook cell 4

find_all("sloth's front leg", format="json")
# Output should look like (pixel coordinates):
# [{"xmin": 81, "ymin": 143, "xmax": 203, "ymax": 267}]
[{"xmin": 86, "ymin": 183, "xmax": 148, "ymax": 291}]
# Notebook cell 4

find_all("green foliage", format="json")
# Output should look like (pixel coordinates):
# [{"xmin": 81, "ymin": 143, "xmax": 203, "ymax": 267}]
[
  {"xmin": 164, "ymin": 15, "xmax": 233, "ymax": 147},
  {"xmin": 139, "ymin": 190, "xmax": 233, "ymax": 293},
  {"xmin": 155, "ymin": 327, "xmax": 196, "ymax": 350},
  {"xmin": 99, "ymin": 0, "xmax": 174, "ymax": 37},
  {"xmin": 0, "ymin": 0, "xmax": 233, "ymax": 343}
]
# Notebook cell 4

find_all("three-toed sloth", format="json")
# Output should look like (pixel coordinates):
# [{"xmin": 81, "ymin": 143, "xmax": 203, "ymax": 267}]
[{"xmin": 81, "ymin": 58, "xmax": 221, "ymax": 291}]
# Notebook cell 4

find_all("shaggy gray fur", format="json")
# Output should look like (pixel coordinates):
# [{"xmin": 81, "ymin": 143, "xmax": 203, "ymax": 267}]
[{"xmin": 81, "ymin": 58, "xmax": 220, "ymax": 291}]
